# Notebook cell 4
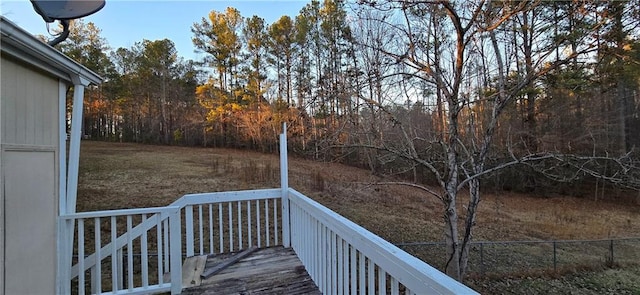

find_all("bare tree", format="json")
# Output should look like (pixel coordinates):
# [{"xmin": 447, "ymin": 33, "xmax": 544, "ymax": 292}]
[{"xmin": 354, "ymin": 0, "xmax": 632, "ymax": 281}]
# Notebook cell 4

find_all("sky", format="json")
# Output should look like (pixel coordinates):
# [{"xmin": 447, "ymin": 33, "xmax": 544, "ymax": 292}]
[{"xmin": 0, "ymin": 0, "xmax": 310, "ymax": 61}]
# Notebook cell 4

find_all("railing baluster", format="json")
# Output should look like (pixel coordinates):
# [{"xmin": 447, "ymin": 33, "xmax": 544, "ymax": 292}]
[
  {"xmin": 305, "ymin": 210, "xmax": 310, "ymax": 276},
  {"xmin": 296, "ymin": 207, "xmax": 301, "ymax": 263},
  {"xmin": 157, "ymin": 215, "xmax": 164, "ymax": 286},
  {"xmin": 338, "ymin": 237, "xmax": 344, "ymax": 295},
  {"xmin": 367, "ymin": 259, "xmax": 374, "ymax": 295},
  {"xmin": 92, "ymin": 217, "xmax": 101, "ymax": 294},
  {"xmin": 247, "ymin": 201, "xmax": 252, "ymax": 246},
  {"xmin": 316, "ymin": 223, "xmax": 322, "ymax": 292},
  {"xmin": 163, "ymin": 219, "xmax": 169, "ymax": 273},
  {"xmin": 185, "ymin": 205, "xmax": 194, "ymax": 257},
  {"xmin": 314, "ymin": 218, "xmax": 320, "ymax": 289},
  {"xmin": 350, "ymin": 245, "xmax": 357, "ymax": 295},
  {"xmin": 343, "ymin": 240, "xmax": 348, "ymax": 295},
  {"xmin": 256, "ymin": 200, "xmax": 261, "ymax": 247},
  {"xmin": 198, "ymin": 205, "xmax": 204, "ymax": 255},
  {"xmin": 326, "ymin": 225, "xmax": 332, "ymax": 293},
  {"xmin": 378, "ymin": 268, "xmax": 386, "ymax": 295},
  {"xmin": 218, "ymin": 203, "xmax": 223, "ymax": 253},
  {"xmin": 111, "ymin": 216, "xmax": 118, "ymax": 292},
  {"xmin": 208, "ymin": 204, "xmax": 215, "ymax": 254},
  {"xmin": 304, "ymin": 210, "xmax": 308, "ymax": 260},
  {"xmin": 332, "ymin": 232, "xmax": 337, "ymax": 293},
  {"xmin": 265, "ymin": 199, "xmax": 270, "ymax": 247},
  {"xmin": 359, "ymin": 251, "xmax": 365, "ymax": 295},
  {"xmin": 238, "ymin": 201, "xmax": 242, "ymax": 249},
  {"xmin": 274, "ymin": 198, "xmax": 278, "ymax": 245},
  {"xmin": 311, "ymin": 214, "xmax": 315, "ymax": 278},
  {"xmin": 390, "ymin": 277, "xmax": 399, "ymax": 295},
  {"xmin": 307, "ymin": 214, "xmax": 312, "ymax": 284},
  {"xmin": 208, "ymin": 204, "xmax": 214, "ymax": 254},
  {"xmin": 141, "ymin": 214, "xmax": 149, "ymax": 288},
  {"xmin": 291, "ymin": 205, "xmax": 297, "ymax": 246},
  {"xmin": 126, "ymin": 215, "xmax": 133, "ymax": 291},
  {"xmin": 78, "ymin": 218, "xmax": 85, "ymax": 295},
  {"xmin": 228, "ymin": 202, "xmax": 233, "ymax": 252},
  {"xmin": 117, "ymin": 245, "xmax": 124, "ymax": 289}
]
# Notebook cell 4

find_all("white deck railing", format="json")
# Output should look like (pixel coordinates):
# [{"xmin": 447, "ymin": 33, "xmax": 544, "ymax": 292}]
[
  {"xmin": 61, "ymin": 206, "xmax": 183, "ymax": 295},
  {"xmin": 62, "ymin": 189, "xmax": 284, "ymax": 295},
  {"xmin": 289, "ymin": 189, "xmax": 478, "ymax": 295},
  {"xmin": 173, "ymin": 189, "xmax": 283, "ymax": 257},
  {"xmin": 61, "ymin": 125, "xmax": 477, "ymax": 294}
]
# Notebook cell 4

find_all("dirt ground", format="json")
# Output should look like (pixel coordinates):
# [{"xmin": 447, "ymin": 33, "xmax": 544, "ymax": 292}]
[{"xmin": 77, "ymin": 141, "xmax": 640, "ymax": 293}]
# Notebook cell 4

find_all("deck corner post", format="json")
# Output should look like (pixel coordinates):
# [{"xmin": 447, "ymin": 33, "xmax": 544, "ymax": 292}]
[
  {"xmin": 67, "ymin": 77, "xmax": 89, "ymax": 215},
  {"xmin": 169, "ymin": 208, "xmax": 183, "ymax": 294},
  {"xmin": 59, "ymin": 78, "xmax": 87, "ymax": 295},
  {"xmin": 56, "ymin": 219, "xmax": 72, "ymax": 295},
  {"xmin": 280, "ymin": 123, "xmax": 291, "ymax": 247}
]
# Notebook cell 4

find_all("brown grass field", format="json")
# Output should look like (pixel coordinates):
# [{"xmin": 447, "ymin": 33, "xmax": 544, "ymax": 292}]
[{"xmin": 77, "ymin": 141, "xmax": 640, "ymax": 294}]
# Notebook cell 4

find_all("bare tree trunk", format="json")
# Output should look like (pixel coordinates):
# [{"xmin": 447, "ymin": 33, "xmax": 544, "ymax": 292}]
[
  {"xmin": 460, "ymin": 178, "xmax": 480, "ymax": 278},
  {"xmin": 443, "ymin": 102, "xmax": 461, "ymax": 279},
  {"xmin": 618, "ymin": 82, "xmax": 627, "ymax": 154},
  {"xmin": 161, "ymin": 74, "xmax": 169, "ymax": 145},
  {"xmin": 431, "ymin": 10, "xmax": 446, "ymax": 140},
  {"xmin": 443, "ymin": 185, "xmax": 461, "ymax": 280},
  {"xmin": 522, "ymin": 9, "xmax": 538, "ymax": 152}
]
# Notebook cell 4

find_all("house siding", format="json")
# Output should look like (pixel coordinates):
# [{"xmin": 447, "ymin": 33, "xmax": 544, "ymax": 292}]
[
  {"xmin": 2, "ymin": 56, "xmax": 59, "ymax": 147},
  {"xmin": 1, "ymin": 55, "xmax": 60, "ymax": 295}
]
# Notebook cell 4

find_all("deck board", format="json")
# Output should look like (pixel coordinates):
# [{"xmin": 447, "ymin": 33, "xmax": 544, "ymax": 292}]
[
  {"xmin": 181, "ymin": 246, "xmax": 321, "ymax": 295},
  {"xmin": 182, "ymin": 254, "xmax": 208, "ymax": 288}
]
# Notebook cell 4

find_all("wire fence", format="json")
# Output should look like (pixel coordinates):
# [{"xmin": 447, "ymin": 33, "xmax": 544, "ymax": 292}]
[{"xmin": 397, "ymin": 237, "xmax": 640, "ymax": 277}]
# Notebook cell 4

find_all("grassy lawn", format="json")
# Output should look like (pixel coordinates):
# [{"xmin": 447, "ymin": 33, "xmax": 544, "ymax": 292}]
[
  {"xmin": 77, "ymin": 141, "xmax": 640, "ymax": 293},
  {"xmin": 468, "ymin": 266, "xmax": 640, "ymax": 295}
]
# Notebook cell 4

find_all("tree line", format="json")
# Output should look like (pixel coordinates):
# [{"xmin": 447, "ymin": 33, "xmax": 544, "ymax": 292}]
[
  {"xmin": 57, "ymin": 1, "xmax": 640, "ymax": 158},
  {"xmin": 51, "ymin": 0, "xmax": 640, "ymax": 281},
  {"xmin": 58, "ymin": 0, "xmax": 639, "ymax": 189}
]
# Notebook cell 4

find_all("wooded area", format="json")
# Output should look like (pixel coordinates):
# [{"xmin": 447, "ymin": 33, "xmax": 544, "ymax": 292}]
[{"xmin": 50, "ymin": 0, "xmax": 639, "ymax": 281}]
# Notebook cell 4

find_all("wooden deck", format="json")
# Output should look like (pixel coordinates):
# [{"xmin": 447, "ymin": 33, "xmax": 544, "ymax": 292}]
[{"xmin": 180, "ymin": 246, "xmax": 321, "ymax": 295}]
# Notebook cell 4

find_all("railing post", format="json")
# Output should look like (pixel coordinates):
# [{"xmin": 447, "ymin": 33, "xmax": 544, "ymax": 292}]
[
  {"xmin": 280, "ymin": 123, "xmax": 291, "ymax": 247},
  {"xmin": 57, "ymin": 219, "xmax": 72, "ymax": 295},
  {"xmin": 169, "ymin": 209, "xmax": 182, "ymax": 295}
]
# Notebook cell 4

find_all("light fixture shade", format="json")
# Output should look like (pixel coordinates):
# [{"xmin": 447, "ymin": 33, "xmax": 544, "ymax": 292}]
[{"xmin": 31, "ymin": 0, "xmax": 105, "ymax": 23}]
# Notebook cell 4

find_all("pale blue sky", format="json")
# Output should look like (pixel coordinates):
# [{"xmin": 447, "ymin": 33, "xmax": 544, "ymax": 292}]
[{"xmin": 1, "ymin": 0, "xmax": 310, "ymax": 61}]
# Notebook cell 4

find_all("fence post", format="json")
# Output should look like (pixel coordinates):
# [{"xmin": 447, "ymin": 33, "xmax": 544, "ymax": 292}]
[
  {"xmin": 480, "ymin": 242, "xmax": 485, "ymax": 276},
  {"xmin": 553, "ymin": 241, "xmax": 557, "ymax": 272},
  {"xmin": 609, "ymin": 239, "xmax": 614, "ymax": 265}
]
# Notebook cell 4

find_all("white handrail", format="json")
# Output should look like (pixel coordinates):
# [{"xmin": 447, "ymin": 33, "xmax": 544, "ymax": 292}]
[
  {"xmin": 175, "ymin": 188, "xmax": 282, "ymax": 207},
  {"xmin": 61, "ymin": 206, "xmax": 179, "ymax": 220}
]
